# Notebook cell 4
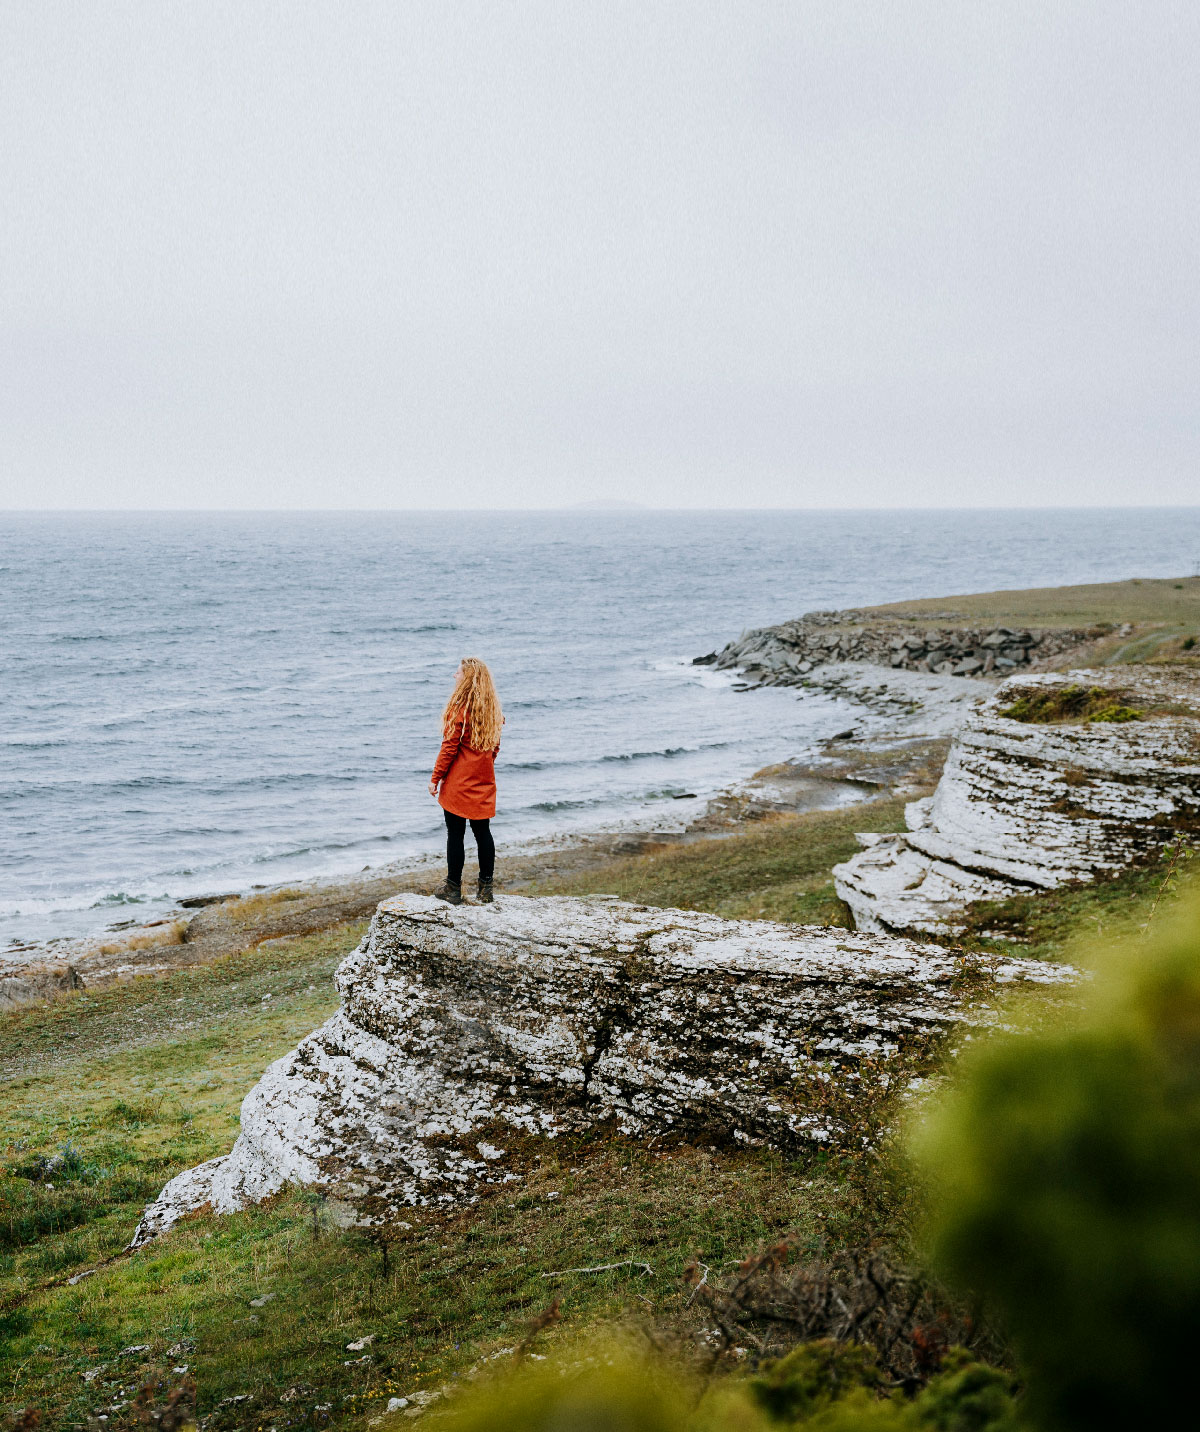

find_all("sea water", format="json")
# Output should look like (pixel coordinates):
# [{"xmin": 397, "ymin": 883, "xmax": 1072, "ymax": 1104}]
[{"xmin": 3, "ymin": 507, "xmax": 1199, "ymax": 950}]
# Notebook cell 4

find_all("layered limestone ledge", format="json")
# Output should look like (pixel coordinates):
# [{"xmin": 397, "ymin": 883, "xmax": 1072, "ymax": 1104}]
[
  {"xmin": 834, "ymin": 668, "xmax": 1200, "ymax": 934},
  {"xmin": 133, "ymin": 893, "xmax": 1073, "ymax": 1245}
]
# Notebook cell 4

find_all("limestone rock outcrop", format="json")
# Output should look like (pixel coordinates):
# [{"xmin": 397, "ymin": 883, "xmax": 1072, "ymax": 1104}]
[
  {"xmin": 133, "ymin": 893, "xmax": 1073, "ymax": 1244},
  {"xmin": 834, "ymin": 669, "xmax": 1200, "ymax": 934}
]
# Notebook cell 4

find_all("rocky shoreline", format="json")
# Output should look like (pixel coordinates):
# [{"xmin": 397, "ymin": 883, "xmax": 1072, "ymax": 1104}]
[
  {"xmin": 697, "ymin": 608, "xmax": 1115, "ymax": 683},
  {"xmin": 9, "ymin": 586, "xmax": 1190, "ymax": 1009},
  {"xmin": 2, "ymin": 659, "xmax": 979, "ymax": 1008}
]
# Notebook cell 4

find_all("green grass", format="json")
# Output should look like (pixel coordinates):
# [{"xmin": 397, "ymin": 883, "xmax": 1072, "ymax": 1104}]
[
  {"xmin": 2, "ymin": 1140, "xmax": 868, "ymax": 1430},
  {"xmin": 957, "ymin": 859, "xmax": 1187, "ymax": 962},
  {"xmin": 1, "ymin": 801, "xmax": 1185, "ymax": 1429},
  {"xmin": 0, "ymin": 921, "xmax": 366, "ymax": 1079},
  {"xmin": 525, "ymin": 797, "xmax": 911, "ymax": 924},
  {"xmin": 858, "ymin": 574, "xmax": 1200, "ymax": 668},
  {"xmin": 861, "ymin": 573, "xmax": 1200, "ymax": 630},
  {"xmin": 0, "ymin": 803, "xmax": 920, "ymax": 1428},
  {"xmin": 1, "ymin": 1030, "xmax": 857, "ymax": 1429}
]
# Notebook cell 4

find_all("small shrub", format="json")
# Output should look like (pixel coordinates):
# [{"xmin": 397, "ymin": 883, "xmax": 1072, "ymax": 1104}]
[
  {"xmin": 998, "ymin": 685, "xmax": 1140, "ymax": 725},
  {"xmin": 692, "ymin": 1246, "xmax": 1003, "ymax": 1390},
  {"xmin": 9, "ymin": 1141, "xmax": 88, "ymax": 1183},
  {"xmin": 1085, "ymin": 703, "xmax": 1140, "ymax": 724},
  {"xmin": 427, "ymin": 1340, "xmax": 1019, "ymax": 1431},
  {"xmin": 909, "ymin": 1350, "xmax": 1019, "ymax": 1432},
  {"xmin": 749, "ymin": 1341, "xmax": 880, "ymax": 1420}
]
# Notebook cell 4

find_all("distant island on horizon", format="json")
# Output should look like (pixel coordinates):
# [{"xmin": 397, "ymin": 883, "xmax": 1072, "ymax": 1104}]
[{"xmin": 566, "ymin": 498, "xmax": 647, "ymax": 511}]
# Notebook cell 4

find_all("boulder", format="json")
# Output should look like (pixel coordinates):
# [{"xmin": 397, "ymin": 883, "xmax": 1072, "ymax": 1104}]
[
  {"xmin": 834, "ymin": 669, "xmax": 1200, "ymax": 934},
  {"xmin": 0, "ymin": 965, "xmax": 84, "ymax": 1011},
  {"xmin": 132, "ymin": 894, "xmax": 1073, "ymax": 1245}
]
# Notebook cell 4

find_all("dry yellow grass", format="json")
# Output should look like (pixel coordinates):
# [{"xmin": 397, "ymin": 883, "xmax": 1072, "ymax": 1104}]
[{"xmin": 96, "ymin": 919, "xmax": 187, "ymax": 957}]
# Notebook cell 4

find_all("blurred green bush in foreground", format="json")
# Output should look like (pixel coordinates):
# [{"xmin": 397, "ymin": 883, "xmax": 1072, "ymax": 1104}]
[
  {"xmin": 430, "ymin": 1341, "xmax": 1019, "ymax": 1432},
  {"xmin": 427, "ymin": 894, "xmax": 1200, "ymax": 1432},
  {"xmin": 920, "ymin": 892, "xmax": 1200, "ymax": 1430}
]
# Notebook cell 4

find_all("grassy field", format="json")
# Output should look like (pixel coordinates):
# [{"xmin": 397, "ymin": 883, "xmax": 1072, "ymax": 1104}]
[
  {"xmin": 525, "ymin": 797, "xmax": 910, "ymax": 923},
  {"xmin": 861, "ymin": 573, "xmax": 1200, "ymax": 628},
  {"xmin": 857, "ymin": 573, "xmax": 1200, "ymax": 668},
  {"xmin": 1, "ymin": 794, "xmax": 1187, "ymax": 1429}
]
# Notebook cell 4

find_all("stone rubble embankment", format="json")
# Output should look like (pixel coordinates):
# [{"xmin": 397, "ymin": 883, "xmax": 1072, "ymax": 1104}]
[
  {"xmin": 132, "ymin": 892, "xmax": 1075, "ymax": 1245},
  {"xmin": 697, "ymin": 610, "xmax": 1110, "ymax": 684}
]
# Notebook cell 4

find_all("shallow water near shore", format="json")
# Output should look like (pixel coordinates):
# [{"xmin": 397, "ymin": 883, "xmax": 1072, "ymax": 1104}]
[{"xmin": 3, "ymin": 507, "xmax": 1199, "ymax": 951}]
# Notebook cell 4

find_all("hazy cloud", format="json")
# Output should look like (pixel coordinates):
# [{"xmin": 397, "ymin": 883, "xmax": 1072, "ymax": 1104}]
[{"xmin": 2, "ymin": 2, "xmax": 1197, "ymax": 508}]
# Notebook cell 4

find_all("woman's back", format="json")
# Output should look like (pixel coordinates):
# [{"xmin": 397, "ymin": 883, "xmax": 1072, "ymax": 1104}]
[
  {"xmin": 429, "ymin": 658, "xmax": 502, "ymax": 903},
  {"xmin": 436, "ymin": 706, "xmax": 499, "ymax": 820}
]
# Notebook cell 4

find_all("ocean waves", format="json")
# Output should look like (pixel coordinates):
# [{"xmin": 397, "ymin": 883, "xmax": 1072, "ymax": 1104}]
[
  {"xmin": 5, "ymin": 506, "xmax": 1200, "ymax": 949},
  {"xmin": 502, "ymin": 739, "xmax": 734, "ymax": 773}
]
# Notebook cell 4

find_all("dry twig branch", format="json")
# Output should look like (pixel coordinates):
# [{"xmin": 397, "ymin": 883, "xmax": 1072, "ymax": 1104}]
[
  {"xmin": 542, "ymin": 1259, "xmax": 654, "ymax": 1280},
  {"xmin": 685, "ymin": 1263, "xmax": 712, "ymax": 1307}
]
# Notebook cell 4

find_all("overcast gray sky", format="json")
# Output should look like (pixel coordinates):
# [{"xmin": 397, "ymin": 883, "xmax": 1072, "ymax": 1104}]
[{"xmin": 2, "ymin": 2, "xmax": 1197, "ymax": 509}]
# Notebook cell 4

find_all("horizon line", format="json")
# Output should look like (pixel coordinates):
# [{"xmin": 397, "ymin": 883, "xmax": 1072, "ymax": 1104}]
[{"xmin": 4, "ymin": 503, "xmax": 1200, "ymax": 516}]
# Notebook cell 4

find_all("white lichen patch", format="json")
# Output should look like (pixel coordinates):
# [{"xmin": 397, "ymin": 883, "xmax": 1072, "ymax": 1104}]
[
  {"xmin": 132, "ymin": 893, "xmax": 1075, "ymax": 1245},
  {"xmin": 834, "ymin": 667, "xmax": 1200, "ymax": 934}
]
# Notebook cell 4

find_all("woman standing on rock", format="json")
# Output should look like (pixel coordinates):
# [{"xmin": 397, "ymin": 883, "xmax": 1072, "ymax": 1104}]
[{"xmin": 429, "ymin": 657, "xmax": 503, "ymax": 904}]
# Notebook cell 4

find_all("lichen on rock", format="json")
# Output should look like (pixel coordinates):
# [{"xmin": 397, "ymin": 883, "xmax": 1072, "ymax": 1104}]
[{"xmin": 133, "ymin": 893, "xmax": 1073, "ymax": 1245}]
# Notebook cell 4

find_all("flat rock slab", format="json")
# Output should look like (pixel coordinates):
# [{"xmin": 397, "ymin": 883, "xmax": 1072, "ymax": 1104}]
[{"xmin": 133, "ymin": 894, "xmax": 1073, "ymax": 1244}]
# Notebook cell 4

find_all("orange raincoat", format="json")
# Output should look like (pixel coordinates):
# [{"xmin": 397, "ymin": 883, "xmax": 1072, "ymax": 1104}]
[{"xmin": 432, "ymin": 709, "xmax": 499, "ymax": 820}]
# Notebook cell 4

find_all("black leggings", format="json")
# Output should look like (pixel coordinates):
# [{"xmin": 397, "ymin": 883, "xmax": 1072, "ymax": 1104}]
[{"xmin": 444, "ymin": 811, "xmax": 495, "ymax": 883}]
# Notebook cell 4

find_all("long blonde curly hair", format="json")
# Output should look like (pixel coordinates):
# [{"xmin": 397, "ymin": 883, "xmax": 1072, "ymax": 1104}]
[{"xmin": 442, "ymin": 657, "xmax": 503, "ymax": 750}]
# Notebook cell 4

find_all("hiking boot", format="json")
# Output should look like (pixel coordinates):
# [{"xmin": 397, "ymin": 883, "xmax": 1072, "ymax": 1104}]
[
  {"xmin": 476, "ymin": 878, "xmax": 494, "ymax": 904},
  {"xmin": 434, "ymin": 878, "xmax": 463, "ymax": 905}
]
